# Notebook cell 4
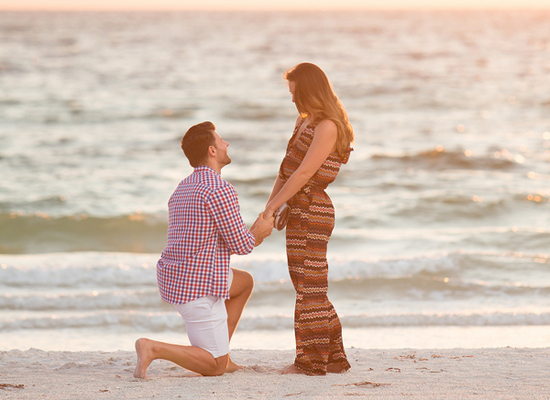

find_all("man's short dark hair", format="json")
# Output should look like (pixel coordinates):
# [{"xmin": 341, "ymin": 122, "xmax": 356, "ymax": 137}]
[{"xmin": 181, "ymin": 121, "xmax": 216, "ymax": 167}]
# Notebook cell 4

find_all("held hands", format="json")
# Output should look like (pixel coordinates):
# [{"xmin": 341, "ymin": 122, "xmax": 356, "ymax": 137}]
[
  {"xmin": 262, "ymin": 204, "xmax": 276, "ymax": 220},
  {"xmin": 251, "ymin": 212, "xmax": 274, "ymax": 247}
]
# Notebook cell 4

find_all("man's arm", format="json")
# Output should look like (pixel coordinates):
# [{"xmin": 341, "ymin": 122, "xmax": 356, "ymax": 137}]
[{"xmin": 209, "ymin": 184, "xmax": 271, "ymax": 254}]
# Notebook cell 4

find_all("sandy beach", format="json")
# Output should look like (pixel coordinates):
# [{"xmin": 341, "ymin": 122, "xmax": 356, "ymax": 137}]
[{"xmin": 1, "ymin": 347, "xmax": 548, "ymax": 399}]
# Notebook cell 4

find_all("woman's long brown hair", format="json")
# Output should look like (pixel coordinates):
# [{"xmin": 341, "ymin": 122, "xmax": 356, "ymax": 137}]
[{"xmin": 284, "ymin": 63, "xmax": 354, "ymax": 157}]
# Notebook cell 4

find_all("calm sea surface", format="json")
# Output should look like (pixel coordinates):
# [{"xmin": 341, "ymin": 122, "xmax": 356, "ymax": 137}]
[{"xmin": 1, "ymin": 10, "xmax": 549, "ymax": 351}]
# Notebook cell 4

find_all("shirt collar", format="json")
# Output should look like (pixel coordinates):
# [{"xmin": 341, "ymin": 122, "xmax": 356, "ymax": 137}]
[{"xmin": 194, "ymin": 165, "xmax": 220, "ymax": 176}]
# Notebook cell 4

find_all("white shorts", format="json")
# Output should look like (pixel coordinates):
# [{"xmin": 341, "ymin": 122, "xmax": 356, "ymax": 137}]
[{"xmin": 174, "ymin": 269, "xmax": 233, "ymax": 358}]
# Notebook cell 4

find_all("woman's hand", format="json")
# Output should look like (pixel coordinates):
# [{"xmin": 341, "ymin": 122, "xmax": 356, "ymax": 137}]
[{"xmin": 263, "ymin": 205, "xmax": 276, "ymax": 220}]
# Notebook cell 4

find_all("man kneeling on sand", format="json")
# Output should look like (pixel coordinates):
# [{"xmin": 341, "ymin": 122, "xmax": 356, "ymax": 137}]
[{"xmin": 134, "ymin": 121, "xmax": 274, "ymax": 378}]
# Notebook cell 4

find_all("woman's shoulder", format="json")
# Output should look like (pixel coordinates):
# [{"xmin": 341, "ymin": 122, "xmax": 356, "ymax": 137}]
[
  {"xmin": 314, "ymin": 118, "xmax": 337, "ymax": 129},
  {"xmin": 312, "ymin": 119, "xmax": 337, "ymax": 137}
]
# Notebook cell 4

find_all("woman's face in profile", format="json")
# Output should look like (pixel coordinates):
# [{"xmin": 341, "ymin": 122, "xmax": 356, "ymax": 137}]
[{"xmin": 288, "ymin": 81, "xmax": 296, "ymax": 103}]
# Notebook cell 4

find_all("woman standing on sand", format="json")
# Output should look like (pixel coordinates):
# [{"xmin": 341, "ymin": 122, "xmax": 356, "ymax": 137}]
[{"xmin": 263, "ymin": 62, "xmax": 354, "ymax": 376}]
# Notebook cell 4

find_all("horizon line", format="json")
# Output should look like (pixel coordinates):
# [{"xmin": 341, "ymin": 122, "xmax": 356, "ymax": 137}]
[{"xmin": 1, "ymin": 6, "xmax": 549, "ymax": 11}]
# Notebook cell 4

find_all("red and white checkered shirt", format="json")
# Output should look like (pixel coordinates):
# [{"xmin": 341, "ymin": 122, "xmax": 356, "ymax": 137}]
[{"xmin": 157, "ymin": 166, "xmax": 255, "ymax": 304}]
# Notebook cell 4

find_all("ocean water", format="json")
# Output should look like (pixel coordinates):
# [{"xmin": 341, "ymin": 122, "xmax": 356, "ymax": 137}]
[{"xmin": 1, "ymin": 10, "xmax": 550, "ymax": 352}]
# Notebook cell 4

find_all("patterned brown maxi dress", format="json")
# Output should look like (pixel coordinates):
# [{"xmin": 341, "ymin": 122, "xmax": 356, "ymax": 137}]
[{"xmin": 279, "ymin": 117, "xmax": 352, "ymax": 375}]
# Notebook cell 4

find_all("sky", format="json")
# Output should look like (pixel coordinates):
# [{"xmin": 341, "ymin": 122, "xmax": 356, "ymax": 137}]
[{"xmin": 1, "ymin": 0, "xmax": 550, "ymax": 11}]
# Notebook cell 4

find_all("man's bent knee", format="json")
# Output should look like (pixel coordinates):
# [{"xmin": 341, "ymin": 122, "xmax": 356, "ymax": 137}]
[
  {"xmin": 242, "ymin": 270, "xmax": 254, "ymax": 289},
  {"xmin": 230, "ymin": 268, "xmax": 254, "ymax": 293}
]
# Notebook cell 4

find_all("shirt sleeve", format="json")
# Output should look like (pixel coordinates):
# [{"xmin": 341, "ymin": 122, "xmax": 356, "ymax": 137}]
[{"xmin": 207, "ymin": 183, "xmax": 255, "ymax": 255}]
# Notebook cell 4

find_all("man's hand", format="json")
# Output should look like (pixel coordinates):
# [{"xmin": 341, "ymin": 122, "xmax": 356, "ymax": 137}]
[{"xmin": 250, "ymin": 212, "xmax": 274, "ymax": 247}]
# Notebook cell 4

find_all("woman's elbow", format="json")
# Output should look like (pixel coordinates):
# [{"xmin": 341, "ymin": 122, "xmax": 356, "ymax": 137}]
[{"xmin": 294, "ymin": 169, "xmax": 314, "ymax": 183}]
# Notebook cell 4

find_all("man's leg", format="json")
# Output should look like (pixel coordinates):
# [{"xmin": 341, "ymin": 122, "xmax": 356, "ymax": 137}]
[
  {"xmin": 227, "ymin": 267, "xmax": 254, "ymax": 340},
  {"xmin": 135, "ymin": 294, "xmax": 232, "ymax": 379},
  {"xmin": 134, "ymin": 338, "xmax": 228, "ymax": 379},
  {"xmin": 225, "ymin": 267, "xmax": 254, "ymax": 372}
]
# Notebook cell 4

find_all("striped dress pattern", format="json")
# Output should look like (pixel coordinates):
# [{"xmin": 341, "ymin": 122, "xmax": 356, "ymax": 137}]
[{"xmin": 278, "ymin": 117, "xmax": 352, "ymax": 375}]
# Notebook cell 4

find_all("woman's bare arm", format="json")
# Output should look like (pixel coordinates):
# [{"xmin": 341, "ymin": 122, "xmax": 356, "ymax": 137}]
[{"xmin": 264, "ymin": 119, "xmax": 337, "ymax": 218}]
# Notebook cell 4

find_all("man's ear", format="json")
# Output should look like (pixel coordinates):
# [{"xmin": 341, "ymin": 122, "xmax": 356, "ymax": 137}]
[{"xmin": 207, "ymin": 145, "xmax": 217, "ymax": 157}]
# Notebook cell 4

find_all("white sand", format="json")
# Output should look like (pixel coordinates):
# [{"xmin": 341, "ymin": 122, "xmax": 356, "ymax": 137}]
[{"xmin": 1, "ymin": 348, "xmax": 548, "ymax": 399}]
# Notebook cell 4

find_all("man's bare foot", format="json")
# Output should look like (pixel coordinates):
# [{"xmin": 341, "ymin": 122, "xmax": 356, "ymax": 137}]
[
  {"xmin": 280, "ymin": 364, "xmax": 309, "ymax": 375},
  {"xmin": 226, "ymin": 358, "xmax": 244, "ymax": 373},
  {"xmin": 134, "ymin": 338, "xmax": 154, "ymax": 379}
]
